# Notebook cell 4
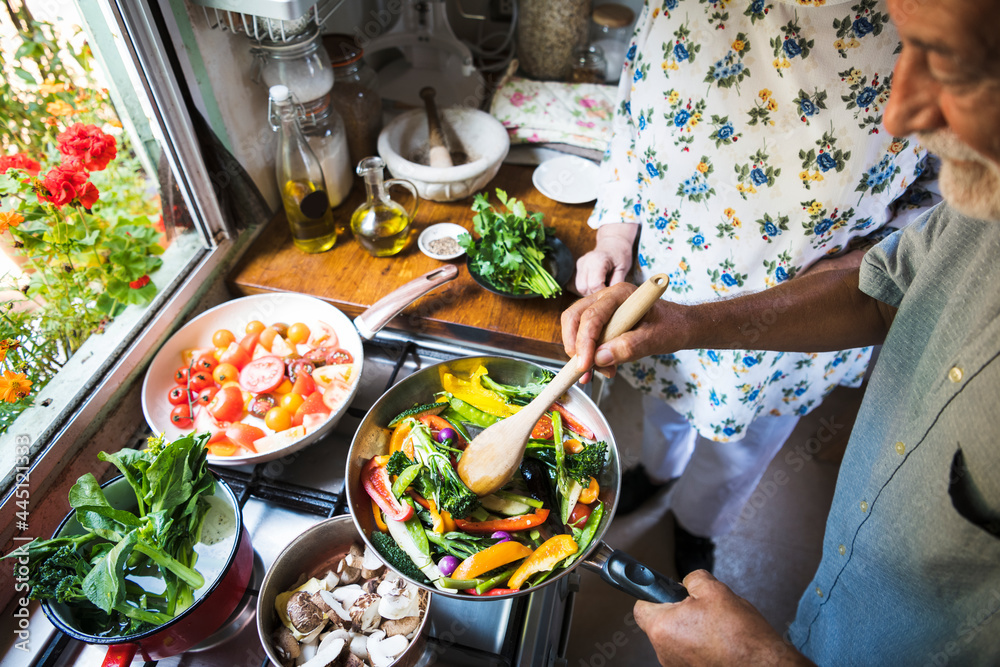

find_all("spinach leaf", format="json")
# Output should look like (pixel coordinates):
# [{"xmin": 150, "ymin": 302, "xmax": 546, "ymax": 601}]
[{"xmin": 82, "ymin": 532, "xmax": 138, "ymax": 614}]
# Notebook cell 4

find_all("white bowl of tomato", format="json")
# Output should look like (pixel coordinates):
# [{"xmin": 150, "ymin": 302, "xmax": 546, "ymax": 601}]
[{"xmin": 142, "ymin": 294, "xmax": 364, "ymax": 465}]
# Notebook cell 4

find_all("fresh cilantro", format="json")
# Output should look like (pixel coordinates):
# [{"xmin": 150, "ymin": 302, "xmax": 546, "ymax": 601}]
[{"xmin": 458, "ymin": 189, "xmax": 562, "ymax": 298}]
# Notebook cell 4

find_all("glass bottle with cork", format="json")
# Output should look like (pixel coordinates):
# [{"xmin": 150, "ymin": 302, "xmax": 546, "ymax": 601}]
[
  {"xmin": 269, "ymin": 84, "xmax": 337, "ymax": 254},
  {"xmin": 323, "ymin": 34, "xmax": 382, "ymax": 170}
]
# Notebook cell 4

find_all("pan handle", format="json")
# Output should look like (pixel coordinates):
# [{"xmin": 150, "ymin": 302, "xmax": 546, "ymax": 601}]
[
  {"xmin": 581, "ymin": 541, "xmax": 688, "ymax": 603},
  {"xmin": 103, "ymin": 643, "xmax": 138, "ymax": 667},
  {"xmin": 353, "ymin": 264, "xmax": 459, "ymax": 339}
]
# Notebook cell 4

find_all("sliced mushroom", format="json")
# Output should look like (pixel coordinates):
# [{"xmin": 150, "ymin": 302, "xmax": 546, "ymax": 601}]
[
  {"xmin": 331, "ymin": 583, "xmax": 364, "ymax": 608},
  {"xmin": 323, "ymin": 569, "xmax": 340, "ymax": 591},
  {"xmin": 380, "ymin": 615, "xmax": 420, "ymax": 638},
  {"xmin": 309, "ymin": 591, "xmax": 332, "ymax": 615},
  {"xmin": 318, "ymin": 589, "xmax": 352, "ymax": 624},
  {"xmin": 377, "ymin": 577, "xmax": 419, "ymax": 621},
  {"xmin": 361, "ymin": 544, "xmax": 386, "ymax": 579},
  {"xmin": 272, "ymin": 625, "xmax": 300, "ymax": 664},
  {"xmin": 349, "ymin": 633, "xmax": 369, "ymax": 660},
  {"xmin": 297, "ymin": 637, "xmax": 345, "ymax": 667},
  {"xmin": 338, "ymin": 543, "xmax": 364, "ymax": 584},
  {"xmin": 349, "ymin": 592, "xmax": 382, "ymax": 633},
  {"xmin": 367, "ymin": 630, "xmax": 409, "ymax": 667},
  {"xmin": 287, "ymin": 591, "xmax": 324, "ymax": 634},
  {"xmin": 343, "ymin": 652, "xmax": 366, "ymax": 667},
  {"xmin": 362, "ymin": 573, "xmax": 383, "ymax": 595}
]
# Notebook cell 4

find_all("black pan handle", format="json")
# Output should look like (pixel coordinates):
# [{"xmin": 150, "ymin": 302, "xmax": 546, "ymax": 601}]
[{"xmin": 582, "ymin": 541, "xmax": 689, "ymax": 603}]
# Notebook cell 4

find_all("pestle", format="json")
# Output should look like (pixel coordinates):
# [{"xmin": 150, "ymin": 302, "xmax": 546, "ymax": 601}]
[{"xmin": 419, "ymin": 87, "xmax": 454, "ymax": 169}]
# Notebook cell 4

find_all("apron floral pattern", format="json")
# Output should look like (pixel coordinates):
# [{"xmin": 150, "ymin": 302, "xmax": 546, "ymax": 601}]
[{"xmin": 590, "ymin": 0, "xmax": 938, "ymax": 441}]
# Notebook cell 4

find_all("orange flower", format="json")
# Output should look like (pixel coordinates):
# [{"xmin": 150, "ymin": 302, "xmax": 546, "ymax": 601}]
[
  {"xmin": 0, "ymin": 370, "xmax": 32, "ymax": 403},
  {"xmin": 39, "ymin": 79, "xmax": 69, "ymax": 95},
  {"xmin": 46, "ymin": 99, "xmax": 76, "ymax": 116},
  {"xmin": 0, "ymin": 210, "xmax": 24, "ymax": 234}
]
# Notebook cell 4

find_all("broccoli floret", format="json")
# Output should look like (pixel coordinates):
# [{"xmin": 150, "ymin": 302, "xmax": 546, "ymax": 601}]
[
  {"xmin": 30, "ymin": 545, "xmax": 90, "ymax": 603},
  {"xmin": 409, "ymin": 423, "xmax": 479, "ymax": 519},
  {"xmin": 385, "ymin": 450, "xmax": 413, "ymax": 477},
  {"xmin": 564, "ymin": 441, "xmax": 609, "ymax": 485},
  {"xmin": 370, "ymin": 531, "xmax": 429, "ymax": 584},
  {"xmin": 480, "ymin": 370, "xmax": 555, "ymax": 401}
]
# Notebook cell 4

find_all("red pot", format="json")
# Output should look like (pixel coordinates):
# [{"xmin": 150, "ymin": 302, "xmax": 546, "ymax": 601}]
[{"xmin": 41, "ymin": 474, "xmax": 253, "ymax": 665}]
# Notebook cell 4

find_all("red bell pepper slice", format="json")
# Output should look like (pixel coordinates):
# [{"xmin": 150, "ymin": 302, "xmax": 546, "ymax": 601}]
[
  {"xmin": 362, "ymin": 457, "xmax": 414, "ymax": 522},
  {"xmin": 464, "ymin": 587, "xmax": 519, "ymax": 596},
  {"xmin": 454, "ymin": 509, "xmax": 550, "ymax": 534},
  {"xmin": 552, "ymin": 402, "xmax": 595, "ymax": 440}
]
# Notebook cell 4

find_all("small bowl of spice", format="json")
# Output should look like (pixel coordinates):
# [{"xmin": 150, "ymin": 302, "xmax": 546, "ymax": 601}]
[{"xmin": 418, "ymin": 222, "xmax": 466, "ymax": 261}]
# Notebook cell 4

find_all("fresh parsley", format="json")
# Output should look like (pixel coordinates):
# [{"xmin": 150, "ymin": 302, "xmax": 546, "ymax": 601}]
[{"xmin": 458, "ymin": 189, "xmax": 562, "ymax": 298}]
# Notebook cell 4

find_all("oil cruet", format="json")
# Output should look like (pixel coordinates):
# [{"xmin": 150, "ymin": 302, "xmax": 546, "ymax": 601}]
[{"xmin": 350, "ymin": 156, "xmax": 418, "ymax": 257}]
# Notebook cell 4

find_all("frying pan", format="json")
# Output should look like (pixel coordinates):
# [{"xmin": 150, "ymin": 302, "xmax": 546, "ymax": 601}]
[
  {"xmin": 40, "ymin": 474, "xmax": 253, "ymax": 666},
  {"xmin": 346, "ymin": 356, "xmax": 688, "ymax": 603},
  {"xmin": 142, "ymin": 264, "xmax": 458, "ymax": 466}
]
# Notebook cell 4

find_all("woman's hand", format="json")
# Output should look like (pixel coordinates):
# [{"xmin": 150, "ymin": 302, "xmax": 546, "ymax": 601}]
[{"xmin": 573, "ymin": 223, "xmax": 639, "ymax": 295}]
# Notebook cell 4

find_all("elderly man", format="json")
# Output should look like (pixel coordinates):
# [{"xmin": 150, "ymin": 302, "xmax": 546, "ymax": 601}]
[{"xmin": 561, "ymin": 0, "xmax": 1000, "ymax": 664}]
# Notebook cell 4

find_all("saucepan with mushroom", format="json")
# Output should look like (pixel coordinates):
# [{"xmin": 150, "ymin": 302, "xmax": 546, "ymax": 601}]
[{"xmin": 258, "ymin": 516, "xmax": 430, "ymax": 667}]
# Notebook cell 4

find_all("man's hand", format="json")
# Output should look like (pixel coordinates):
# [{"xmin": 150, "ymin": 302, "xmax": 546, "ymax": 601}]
[
  {"xmin": 573, "ymin": 223, "xmax": 639, "ymax": 295},
  {"xmin": 561, "ymin": 282, "xmax": 686, "ymax": 382},
  {"xmin": 634, "ymin": 570, "xmax": 814, "ymax": 667}
]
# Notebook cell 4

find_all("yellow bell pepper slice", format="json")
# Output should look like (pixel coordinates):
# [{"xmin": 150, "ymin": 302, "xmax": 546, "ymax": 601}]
[
  {"xmin": 452, "ymin": 540, "xmax": 534, "ymax": 581},
  {"xmin": 441, "ymin": 366, "xmax": 518, "ymax": 418},
  {"xmin": 507, "ymin": 534, "xmax": 578, "ymax": 590}
]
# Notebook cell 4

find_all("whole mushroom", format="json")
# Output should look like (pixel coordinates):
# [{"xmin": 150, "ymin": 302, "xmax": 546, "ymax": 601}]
[{"xmin": 286, "ymin": 591, "xmax": 324, "ymax": 635}]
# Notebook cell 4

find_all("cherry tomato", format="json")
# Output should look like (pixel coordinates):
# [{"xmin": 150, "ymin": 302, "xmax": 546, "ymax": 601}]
[
  {"xmin": 271, "ymin": 322, "xmax": 289, "ymax": 337},
  {"xmin": 286, "ymin": 359, "xmax": 315, "ymax": 383},
  {"xmin": 194, "ymin": 354, "xmax": 218, "ymax": 373},
  {"xmin": 174, "ymin": 367, "xmax": 190, "ymax": 385},
  {"xmin": 170, "ymin": 404, "xmax": 193, "ymax": 429},
  {"xmin": 259, "ymin": 326, "xmax": 278, "ymax": 351},
  {"xmin": 219, "ymin": 342, "xmax": 251, "ymax": 369},
  {"xmin": 291, "ymin": 370, "xmax": 316, "ymax": 397},
  {"xmin": 195, "ymin": 386, "xmax": 219, "ymax": 406},
  {"xmin": 239, "ymin": 330, "xmax": 261, "ymax": 356},
  {"xmin": 188, "ymin": 370, "xmax": 213, "ymax": 392},
  {"xmin": 168, "ymin": 386, "xmax": 192, "ymax": 406},
  {"xmin": 303, "ymin": 347, "xmax": 329, "ymax": 366},
  {"xmin": 239, "ymin": 356, "xmax": 286, "ymax": 394},
  {"xmin": 326, "ymin": 349, "xmax": 353, "ymax": 365},
  {"xmin": 279, "ymin": 392, "xmax": 304, "ymax": 413},
  {"xmin": 568, "ymin": 502, "xmax": 592, "ymax": 529},
  {"xmin": 213, "ymin": 362, "xmax": 239, "ymax": 385},
  {"xmin": 265, "ymin": 406, "xmax": 292, "ymax": 431},
  {"xmin": 286, "ymin": 322, "xmax": 311, "ymax": 345},
  {"xmin": 273, "ymin": 378, "xmax": 293, "ymax": 395},
  {"xmin": 248, "ymin": 393, "xmax": 277, "ymax": 419},
  {"xmin": 245, "ymin": 320, "xmax": 265, "ymax": 336},
  {"xmin": 212, "ymin": 329, "xmax": 236, "ymax": 348},
  {"xmin": 208, "ymin": 385, "xmax": 244, "ymax": 423}
]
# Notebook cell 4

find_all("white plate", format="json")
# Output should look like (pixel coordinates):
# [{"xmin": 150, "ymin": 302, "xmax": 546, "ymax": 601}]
[
  {"xmin": 141, "ymin": 294, "xmax": 364, "ymax": 466},
  {"xmin": 418, "ymin": 222, "xmax": 468, "ymax": 260},
  {"xmin": 532, "ymin": 155, "xmax": 602, "ymax": 205}
]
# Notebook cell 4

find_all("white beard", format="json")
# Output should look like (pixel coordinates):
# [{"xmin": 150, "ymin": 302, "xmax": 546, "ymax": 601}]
[{"xmin": 918, "ymin": 130, "xmax": 1000, "ymax": 221}]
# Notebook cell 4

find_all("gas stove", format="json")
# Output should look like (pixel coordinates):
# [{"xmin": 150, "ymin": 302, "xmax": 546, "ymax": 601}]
[{"xmin": 13, "ymin": 334, "xmax": 577, "ymax": 667}]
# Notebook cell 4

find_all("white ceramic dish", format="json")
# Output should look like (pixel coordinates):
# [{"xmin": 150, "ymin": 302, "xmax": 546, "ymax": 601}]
[
  {"xmin": 417, "ymin": 222, "xmax": 467, "ymax": 260},
  {"xmin": 532, "ymin": 155, "xmax": 602, "ymax": 205},
  {"xmin": 141, "ymin": 294, "xmax": 364, "ymax": 466}
]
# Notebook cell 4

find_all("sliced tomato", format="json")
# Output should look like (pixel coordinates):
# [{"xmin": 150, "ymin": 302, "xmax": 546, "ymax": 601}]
[
  {"xmin": 248, "ymin": 393, "xmax": 277, "ymax": 419},
  {"xmin": 307, "ymin": 321, "xmax": 338, "ymax": 348},
  {"xmin": 303, "ymin": 347, "xmax": 329, "ymax": 366},
  {"xmin": 225, "ymin": 422, "xmax": 264, "ymax": 453},
  {"xmin": 293, "ymin": 391, "xmax": 329, "ymax": 427},
  {"xmin": 239, "ymin": 330, "xmax": 261, "ymax": 356},
  {"xmin": 168, "ymin": 386, "xmax": 192, "ymax": 406},
  {"xmin": 531, "ymin": 414, "xmax": 554, "ymax": 440},
  {"xmin": 302, "ymin": 412, "xmax": 329, "ymax": 432},
  {"xmin": 325, "ymin": 348, "xmax": 353, "ymax": 365},
  {"xmin": 207, "ymin": 441, "xmax": 238, "ymax": 457},
  {"xmin": 291, "ymin": 370, "xmax": 316, "ymax": 396},
  {"xmin": 239, "ymin": 356, "xmax": 286, "ymax": 394},
  {"xmin": 170, "ymin": 404, "xmax": 192, "ymax": 429},
  {"xmin": 322, "ymin": 378, "xmax": 353, "ymax": 412},
  {"xmin": 208, "ymin": 385, "xmax": 244, "ymax": 423},
  {"xmin": 568, "ymin": 501, "xmax": 592, "ymax": 529},
  {"xmin": 219, "ymin": 342, "xmax": 251, "ymax": 370},
  {"xmin": 286, "ymin": 359, "xmax": 315, "ymax": 383}
]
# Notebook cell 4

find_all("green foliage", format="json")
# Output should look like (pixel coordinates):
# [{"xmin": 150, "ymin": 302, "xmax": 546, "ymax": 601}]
[
  {"xmin": 408, "ymin": 422, "xmax": 479, "ymax": 519},
  {"xmin": 386, "ymin": 450, "xmax": 414, "ymax": 478},
  {"xmin": 459, "ymin": 189, "xmax": 562, "ymax": 298}
]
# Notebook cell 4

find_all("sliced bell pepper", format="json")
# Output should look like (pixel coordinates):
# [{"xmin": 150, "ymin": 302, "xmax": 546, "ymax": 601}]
[
  {"xmin": 552, "ymin": 402, "xmax": 595, "ymax": 440},
  {"xmin": 362, "ymin": 457, "xmax": 414, "ymax": 522},
  {"xmin": 389, "ymin": 420, "xmax": 414, "ymax": 458},
  {"xmin": 507, "ymin": 534, "xmax": 579, "ymax": 590},
  {"xmin": 441, "ymin": 371, "xmax": 518, "ymax": 418},
  {"xmin": 372, "ymin": 497, "xmax": 388, "ymax": 532},
  {"xmin": 452, "ymin": 540, "xmax": 532, "ymax": 580},
  {"xmin": 454, "ymin": 508, "xmax": 550, "ymax": 534},
  {"xmin": 483, "ymin": 588, "xmax": 519, "ymax": 596}
]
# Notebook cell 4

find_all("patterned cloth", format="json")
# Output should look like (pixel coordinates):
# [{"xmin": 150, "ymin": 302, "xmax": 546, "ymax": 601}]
[
  {"xmin": 790, "ymin": 206, "xmax": 1000, "ymax": 664},
  {"xmin": 590, "ymin": 0, "xmax": 939, "ymax": 441}
]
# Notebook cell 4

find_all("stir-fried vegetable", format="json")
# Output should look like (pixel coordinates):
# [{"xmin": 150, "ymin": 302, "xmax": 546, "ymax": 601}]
[{"xmin": 361, "ymin": 363, "xmax": 610, "ymax": 596}]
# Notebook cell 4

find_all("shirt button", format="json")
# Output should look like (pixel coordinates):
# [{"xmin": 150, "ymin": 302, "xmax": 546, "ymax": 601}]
[
  {"xmin": 895, "ymin": 441, "xmax": 906, "ymax": 455},
  {"xmin": 860, "ymin": 500, "xmax": 869, "ymax": 513},
  {"xmin": 838, "ymin": 544, "xmax": 846, "ymax": 556},
  {"xmin": 816, "ymin": 586, "xmax": 823, "ymax": 597},
  {"xmin": 949, "ymin": 366, "xmax": 964, "ymax": 383}
]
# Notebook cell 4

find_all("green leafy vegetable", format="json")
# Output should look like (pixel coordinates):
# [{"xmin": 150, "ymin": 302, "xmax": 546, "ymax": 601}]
[
  {"xmin": 459, "ymin": 189, "xmax": 562, "ymax": 298},
  {"xmin": 408, "ymin": 421, "xmax": 480, "ymax": 519}
]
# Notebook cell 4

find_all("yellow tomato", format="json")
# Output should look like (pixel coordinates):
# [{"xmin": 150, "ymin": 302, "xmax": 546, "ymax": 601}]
[
  {"xmin": 280, "ymin": 392, "xmax": 304, "ymax": 413},
  {"xmin": 245, "ymin": 320, "xmax": 265, "ymax": 335},
  {"xmin": 273, "ymin": 378, "xmax": 293, "ymax": 395},
  {"xmin": 213, "ymin": 363, "xmax": 239, "ymax": 385},
  {"xmin": 286, "ymin": 322, "xmax": 311, "ymax": 345},
  {"xmin": 259, "ymin": 326, "xmax": 278, "ymax": 351},
  {"xmin": 265, "ymin": 406, "xmax": 292, "ymax": 431}
]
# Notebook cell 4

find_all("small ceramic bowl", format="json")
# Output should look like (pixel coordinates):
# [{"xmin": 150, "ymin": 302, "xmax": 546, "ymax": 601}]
[{"xmin": 418, "ymin": 222, "xmax": 467, "ymax": 261}]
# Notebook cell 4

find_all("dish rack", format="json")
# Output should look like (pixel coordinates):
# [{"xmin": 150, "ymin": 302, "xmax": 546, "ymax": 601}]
[{"xmin": 190, "ymin": 0, "xmax": 346, "ymax": 42}]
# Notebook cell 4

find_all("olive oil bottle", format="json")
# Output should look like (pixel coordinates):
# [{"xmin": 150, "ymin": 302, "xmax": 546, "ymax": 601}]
[
  {"xmin": 269, "ymin": 85, "xmax": 336, "ymax": 254},
  {"xmin": 350, "ymin": 156, "xmax": 418, "ymax": 257}
]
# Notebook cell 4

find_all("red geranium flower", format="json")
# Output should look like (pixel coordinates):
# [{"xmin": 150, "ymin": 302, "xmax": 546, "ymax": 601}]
[
  {"xmin": 56, "ymin": 123, "xmax": 117, "ymax": 172},
  {"xmin": 0, "ymin": 153, "xmax": 41, "ymax": 176},
  {"xmin": 129, "ymin": 275, "xmax": 151, "ymax": 289},
  {"xmin": 38, "ymin": 164, "xmax": 99, "ymax": 209}
]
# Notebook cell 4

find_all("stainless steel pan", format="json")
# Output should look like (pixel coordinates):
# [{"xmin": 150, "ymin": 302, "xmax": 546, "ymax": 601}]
[{"xmin": 346, "ymin": 356, "xmax": 688, "ymax": 603}]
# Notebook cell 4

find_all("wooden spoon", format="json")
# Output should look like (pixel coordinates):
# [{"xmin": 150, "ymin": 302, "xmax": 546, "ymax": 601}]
[
  {"xmin": 419, "ymin": 86, "xmax": 453, "ymax": 169},
  {"xmin": 458, "ymin": 274, "xmax": 671, "ymax": 497}
]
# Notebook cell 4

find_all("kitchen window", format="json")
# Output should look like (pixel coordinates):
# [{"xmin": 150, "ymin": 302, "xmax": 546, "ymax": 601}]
[{"xmin": 0, "ymin": 0, "xmax": 250, "ymax": 514}]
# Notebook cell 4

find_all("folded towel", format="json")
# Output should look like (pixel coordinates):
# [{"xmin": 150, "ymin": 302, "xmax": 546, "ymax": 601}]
[{"xmin": 490, "ymin": 75, "xmax": 617, "ymax": 154}]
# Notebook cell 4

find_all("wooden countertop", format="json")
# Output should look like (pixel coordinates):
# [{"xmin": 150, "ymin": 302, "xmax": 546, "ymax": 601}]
[{"xmin": 228, "ymin": 163, "xmax": 596, "ymax": 360}]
